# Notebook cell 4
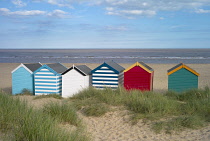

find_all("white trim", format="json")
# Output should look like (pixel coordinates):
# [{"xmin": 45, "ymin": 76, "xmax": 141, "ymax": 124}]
[
  {"xmin": 35, "ymin": 86, "xmax": 60, "ymax": 89},
  {"xmin": 36, "ymin": 72, "xmax": 54, "ymax": 75},
  {"xmin": 35, "ymin": 79, "xmax": 59, "ymax": 82},
  {"xmin": 101, "ymin": 67, "xmax": 109, "ymax": 69},
  {"xmin": 92, "ymin": 81, "xmax": 118, "ymax": 84},
  {"xmin": 35, "ymin": 90, "xmax": 60, "ymax": 92},
  {"xmin": 34, "ymin": 75, "xmax": 61, "ymax": 78},
  {"xmin": 93, "ymin": 84, "xmax": 118, "ymax": 88},
  {"xmin": 92, "ymin": 77, "xmax": 118, "ymax": 80},
  {"xmin": 95, "ymin": 70, "xmax": 114, "ymax": 73},
  {"xmin": 11, "ymin": 63, "xmax": 33, "ymax": 74},
  {"xmin": 35, "ymin": 82, "xmax": 61, "ymax": 85},
  {"xmin": 92, "ymin": 73, "xmax": 118, "ymax": 76}
]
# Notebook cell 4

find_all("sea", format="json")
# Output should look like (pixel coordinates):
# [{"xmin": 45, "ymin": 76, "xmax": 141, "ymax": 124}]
[{"xmin": 0, "ymin": 49, "xmax": 210, "ymax": 64}]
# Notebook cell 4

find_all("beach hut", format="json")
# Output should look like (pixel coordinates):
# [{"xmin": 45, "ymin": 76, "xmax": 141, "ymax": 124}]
[
  {"xmin": 167, "ymin": 63, "xmax": 200, "ymax": 92},
  {"xmin": 91, "ymin": 61, "xmax": 125, "ymax": 89},
  {"xmin": 34, "ymin": 63, "xmax": 67, "ymax": 95},
  {"xmin": 11, "ymin": 63, "xmax": 42, "ymax": 95},
  {"xmin": 124, "ymin": 62, "xmax": 154, "ymax": 91},
  {"xmin": 62, "ymin": 65, "xmax": 92, "ymax": 98}
]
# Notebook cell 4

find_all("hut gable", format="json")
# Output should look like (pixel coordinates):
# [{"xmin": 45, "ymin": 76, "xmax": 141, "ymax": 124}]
[
  {"xmin": 124, "ymin": 62, "xmax": 154, "ymax": 91},
  {"xmin": 34, "ymin": 63, "xmax": 67, "ymax": 96},
  {"xmin": 91, "ymin": 61, "xmax": 124, "ymax": 89},
  {"xmin": 62, "ymin": 65, "xmax": 92, "ymax": 76},
  {"xmin": 167, "ymin": 63, "xmax": 200, "ymax": 76},
  {"xmin": 62, "ymin": 65, "xmax": 92, "ymax": 98},
  {"xmin": 167, "ymin": 63, "xmax": 199, "ymax": 92},
  {"xmin": 11, "ymin": 63, "xmax": 42, "ymax": 95},
  {"xmin": 124, "ymin": 62, "xmax": 153, "ymax": 73}
]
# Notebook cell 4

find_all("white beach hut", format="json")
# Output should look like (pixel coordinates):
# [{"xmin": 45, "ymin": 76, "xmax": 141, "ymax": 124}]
[{"xmin": 62, "ymin": 65, "xmax": 92, "ymax": 98}]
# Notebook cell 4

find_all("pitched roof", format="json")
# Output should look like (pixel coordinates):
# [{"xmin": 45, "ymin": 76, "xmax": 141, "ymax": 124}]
[
  {"xmin": 124, "ymin": 62, "xmax": 153, "ymax": 73},
  {"xmin": 167, "ymin": 63, "xmax": 200, "ymax": 76},
  {"xmin": 11, "ymin": 63, "xmax": 42, "ymax": 74},
  {"xmin": 105, "ymin": 61, "xmax": 125, "ymax": 73},
  {"xmin": 47, "ymin": 63, "xmax": 67, "ymax": 74},
  {"xmin": 24, "ymin": 63, "xmax": 42, "ymax": 72},
  {"xmin": 76, "ymin": 65, "xmax": 92, "ymax": 75},
  {"xmin": 62, "ymin": 65, "xmax": 92, "ymax": 76}
]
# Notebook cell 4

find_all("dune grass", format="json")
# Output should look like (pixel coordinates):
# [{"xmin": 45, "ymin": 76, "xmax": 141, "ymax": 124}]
[
  {"xmin": 0, "ymin": 92, "xmax": 88, "ymax": 141},
  {"xmin": 71, "ymin": 86, "xmax": 210, "ymax": 133},
  {"xmin": 42, "ymin": 102, "xmax": 81, "ymax": 126},
  {"xmin": 15, "ymin": 88, "xmax": 34, "ymax": 96}
]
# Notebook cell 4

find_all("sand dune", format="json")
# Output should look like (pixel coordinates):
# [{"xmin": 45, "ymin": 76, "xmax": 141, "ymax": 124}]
[{"xmin": 12, "ymin": 95, "xmax": 210, "ymax": 141}]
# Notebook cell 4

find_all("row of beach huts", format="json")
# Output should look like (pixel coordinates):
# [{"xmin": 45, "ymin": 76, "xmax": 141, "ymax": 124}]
[{"xmin": 11, "ymin": 61, "xmax": 200, "ymax": 97}]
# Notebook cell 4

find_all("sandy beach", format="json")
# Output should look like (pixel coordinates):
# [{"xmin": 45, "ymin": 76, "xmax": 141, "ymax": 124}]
[{"xmin": 1, "ymin": 63, "xmax": 210, "ymax": 141}]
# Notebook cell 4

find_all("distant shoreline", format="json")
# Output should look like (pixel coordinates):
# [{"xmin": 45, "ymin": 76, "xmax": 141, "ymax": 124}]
[{"xmin": 1, "ymin": 49, "xmax": 210, "ymax": 64}]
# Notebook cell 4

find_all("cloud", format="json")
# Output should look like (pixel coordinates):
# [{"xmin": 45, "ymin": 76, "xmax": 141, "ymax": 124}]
[
  {"xmin": 0, "ymin": 8, "xmax": 46, "ymax": 16},
  {"xmin": 47, "ymin": 9, "xmax": 68, "ymax": 18},
  {"xmin": 195, "ymin": 9, "xmax": 210, "ymax": 13},
  {"xmin": 12, "ymin": 0, "xmax": 27, "ymax": 7},
  {"xmin": 46, "ymin": 0, "xmax": 74, "ymax": 8},
  {"xmin": 0, "ymin": 8, "xmax": 68, "ymax": 18}
]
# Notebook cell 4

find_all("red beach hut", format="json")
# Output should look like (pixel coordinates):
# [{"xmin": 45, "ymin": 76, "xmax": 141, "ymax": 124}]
[{"xmin": 124, "ymin": 62, "xmax": 154, "ymax": 91}]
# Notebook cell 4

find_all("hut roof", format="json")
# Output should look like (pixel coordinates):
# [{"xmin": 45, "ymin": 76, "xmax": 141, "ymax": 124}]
[
  {"xmin": 47, "ymin": 63, "xmax": 67, "ymax": 74},
  {"xmin": 105, "ymin": 61, "xmax": 125, "ymax": 73},
  {"xmin": 11, "ymin": 63, "xmax": 42, "ymax": 74},
  {"xmin": 167, "ymin": 63, "xmax": 200, "ymax": 76},
  {"xmin": 24, "ymin": 63, "xmax": 42, "ymax": 72},
  {"xmin": 92, "ymin": 60, "xmax": 125, "ymax": 74},
  {"xmin": 124, "ymin": 62, "xmax": 153, "ymax": 73},
  {"xmin": 62, "ymin": 65, "xmax": 92, "ymax": 76}
]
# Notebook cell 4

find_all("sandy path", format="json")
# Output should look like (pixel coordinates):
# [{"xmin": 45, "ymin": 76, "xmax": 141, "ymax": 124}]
[{"xmin": 81, "ymin": 108, "xmax": 210, "ymax": 141}]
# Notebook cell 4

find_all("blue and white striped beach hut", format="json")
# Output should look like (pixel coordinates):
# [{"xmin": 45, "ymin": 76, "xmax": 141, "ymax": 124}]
[
  {"xmin": 34, "ymin": 63, "xmax": 67, "ymax": 95},
  {"xmin": 91, "ymin": 61, "xmax": 125, "ymax": 89},
  {"xmin": 11, "ymin": 63, "xmax": 42, "ymax": 95}
]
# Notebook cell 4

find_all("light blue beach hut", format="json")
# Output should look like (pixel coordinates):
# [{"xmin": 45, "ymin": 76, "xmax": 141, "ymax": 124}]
[
  {"xmin": 91, "ymin": 61, "xmax": 125, "ymax": 89},
  {"xmin": 34, "ymin": 63, "xmax": 67, "ymax": 95},
  {"xmin": 11, "ymin": 63, "xmax": 42, "ymax": 95}
]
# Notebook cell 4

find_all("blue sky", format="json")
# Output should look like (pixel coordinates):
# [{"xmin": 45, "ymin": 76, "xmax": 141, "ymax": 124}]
[{"xmin": 0, "ymin": 0, "xmax": 210, "ymax": 49}]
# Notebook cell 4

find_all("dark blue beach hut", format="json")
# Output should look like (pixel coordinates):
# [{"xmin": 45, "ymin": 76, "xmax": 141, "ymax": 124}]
[
  {"xmin": 11, "ymin": 63, "xmax": 42, "ymax": 95},
  {"xmin": 91, "ymin": 61, "xmax": 125, "ymax": 89}
]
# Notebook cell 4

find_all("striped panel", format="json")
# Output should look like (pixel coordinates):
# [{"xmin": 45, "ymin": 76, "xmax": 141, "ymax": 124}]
[
  {"xmin": 92, "ymin": 81, "xmax": 118, "ymax": 84},
  {"xmin": 118, "ymin": 72, "xmax": 124, "ymax": 86},
  {"xmin": 92, "ymin": 66, "xmax": 119, "ymax": 89},
  {"xmin": 34, "ymin": 67, "xmax": 62, "ymax": 95},
  {"xmin": 92, "ymin": 73, "xmax": 118, "ymax": 76},
  {"xmin": 95, "ymin": 70, "xmax": 115, "ymax": 73}
]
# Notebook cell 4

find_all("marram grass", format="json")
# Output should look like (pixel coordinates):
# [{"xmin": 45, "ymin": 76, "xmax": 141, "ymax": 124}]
[
  {"xmin": 0, "ymin": 92, "xmax": 89, "ymax": 141},
  {"xmin": 71, "ymin": 86, "xmax": 210, "ymax": 133}
]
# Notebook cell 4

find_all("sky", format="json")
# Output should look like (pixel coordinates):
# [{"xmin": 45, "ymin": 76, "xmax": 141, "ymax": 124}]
[{"xmin": 0, "ymin": 0, "xmax": 210, "ymax": 49}]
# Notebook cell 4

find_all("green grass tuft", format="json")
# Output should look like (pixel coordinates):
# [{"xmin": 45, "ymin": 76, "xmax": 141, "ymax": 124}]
[
  {"xmin": 82, "ymin": 103, "xmax": 110, "ymax": 117},
  {"xmin": 43, "ymin": 102, "xmax": 81, "ymax": 126}
]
